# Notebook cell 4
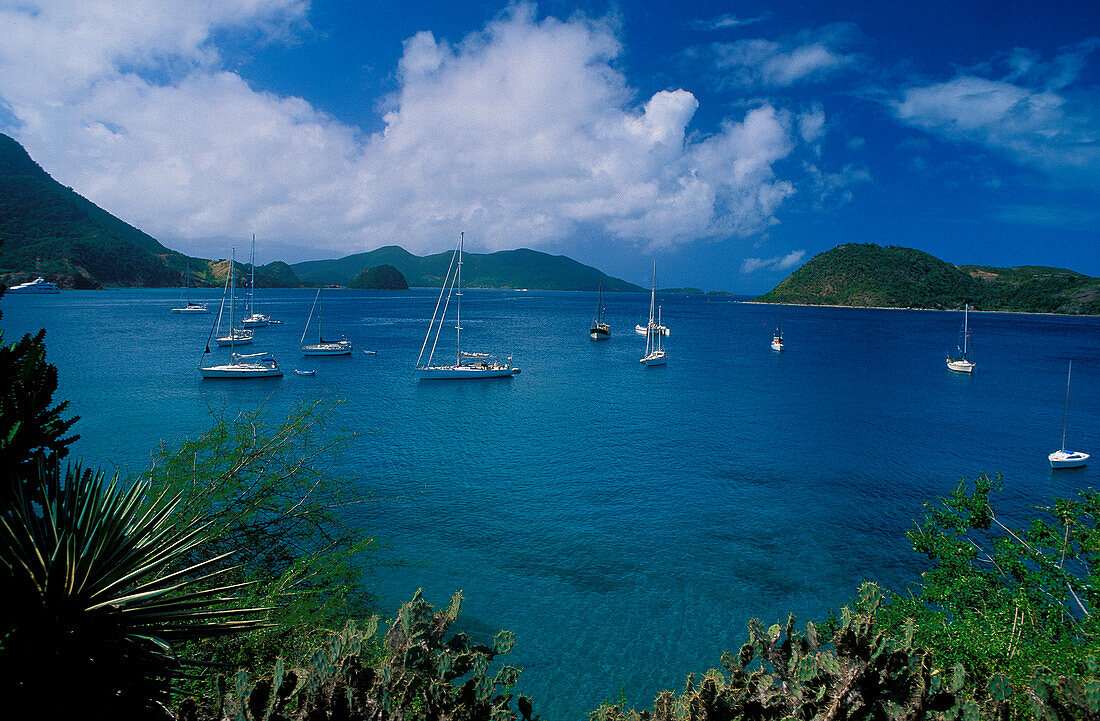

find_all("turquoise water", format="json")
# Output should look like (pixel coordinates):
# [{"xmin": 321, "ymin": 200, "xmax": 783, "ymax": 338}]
[{"xmin": 3, "ymin": 288, "xmax": 1097, "ymax": 718}]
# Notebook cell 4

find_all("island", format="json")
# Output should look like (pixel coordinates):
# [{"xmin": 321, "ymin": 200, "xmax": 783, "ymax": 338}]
[{"xmin": 348, "ymin": 264, "xmax": 409, "ymax": 290}]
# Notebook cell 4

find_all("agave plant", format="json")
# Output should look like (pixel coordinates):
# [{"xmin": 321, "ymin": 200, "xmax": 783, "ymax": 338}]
[{"xmin": 0, "ymin": 461, "xmax": 267, "ymax": 720}]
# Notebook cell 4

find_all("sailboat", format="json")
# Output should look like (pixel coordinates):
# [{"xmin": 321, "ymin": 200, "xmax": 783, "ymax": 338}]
[
  {"xmin": 416, "ymin": 232, "xmax": 519, "ymax": 379},
  {"xmin": 590, "ymin": 282, "xmax": 610, "ymax": 340},
  {"xmin": 771, "ymin": 311, "xmax": 784, "ymax": 351},
  {"xmin": 1049, "ymin": 360, "xmax": 1089, "ymax": 469},
  {"xmin": 640, "ymin": 265, "xmax": 667, "ymax": 366},
  {"xmin": 200, "ymin": 247, "xmax": 282, "ymax": 379},
  {"xmin": 300, "ymin": 287, "xmax": 352, "ymax": 355},
  {"xmin": 241, "ymin": 234, "xmax": 277, "ymax": 326},
  {"xmin": 213, "ymin": 257, "xmax": 253, "ymax": 346},
  {"xmin": 171, "ymin": 261, "xmax": 210, "ymax": 313},
  {"xmin": 635, "ymin": 270, "xmax": 669, "ymax": 336},
  {"xmin": 946, "ymin": 304, "xmax": 976, "ymax": 373}
]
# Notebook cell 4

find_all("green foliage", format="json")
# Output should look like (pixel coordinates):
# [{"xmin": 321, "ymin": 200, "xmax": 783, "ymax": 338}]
[
  {"xmin": 0, "ymin": 327, "xmax": 79, "ymax": 492},
  {"xmin": 183, "ymin": 589, "xmax": 536, "ymax": 721},
  {"xmin": 881, "ymin": 474, "xmax": 1100, "ymax": 715},
  {"xmin": 293, "ymin": 244, "xmax": 644, "ymax": 291},
  {"xmin": 349, "ymin": 264, "xmax": 409, "ymax": 290},
  {"xmin": 0, "ymin": 461, "xmax": 265, "ymax": 719},
  {"xmin": 141, "ymin": 396, "xmax": 381, "ymax": 680},
  {"xmin": 757, "ymin": 243, "xmax": 1100, "ymax": 314}
]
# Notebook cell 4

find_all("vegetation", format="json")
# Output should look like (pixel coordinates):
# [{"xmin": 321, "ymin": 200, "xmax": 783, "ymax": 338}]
[
  {"xmin": 349, "ymin": 264, "xmax": 409, "ymax": 290},
  {"xmin": 757, "ymin": 243, "xmax": 1100, "ymax": 314},
  {"xmin": 293, "ymin": 245, "xmax": 643, "ymax": 291}
]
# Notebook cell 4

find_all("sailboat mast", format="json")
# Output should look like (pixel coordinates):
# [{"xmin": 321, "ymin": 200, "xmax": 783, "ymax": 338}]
[
  {"xmin": 1062, "ymin": 360, "xmax": 1073, "ymax": 450},
  {"xmin": 963, "ymin": 304, "xmax": 969, "ymax": 357},
  {"xmin": 249, "ymin": 234, "xmax": 256, "ymax": 317},
  {"xmin": 229, "ymin": 247, "xmax": 236, "ymax": 355},
  {"xmin": 318, "ymin": 287, "xmax": 324, "ymax": 341},
  {"xmin": 456, "ymin": 232, "xmax": 463, "ymax": 365}
]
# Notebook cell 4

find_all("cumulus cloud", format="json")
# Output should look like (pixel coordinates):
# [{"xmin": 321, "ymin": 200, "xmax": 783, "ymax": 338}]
[
  {"xmin": 741, "ymin": 250, "xmax": 805, "ymax": 274},
  {"xmin": 0, "ymin": 1, "xmax": 813, "ymax": 259},
  {"xmin": 700, "ymin": 23, "xmax": 864, "ymax": 90},
  {"xmin": 890, "ymin": 40, "xmax": 1100, "ymax": 181}
]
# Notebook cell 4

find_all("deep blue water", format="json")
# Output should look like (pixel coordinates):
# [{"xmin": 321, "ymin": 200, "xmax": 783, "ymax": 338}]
[{"xmin": 3, "ymin": 288, "xmax": 1098, "ymax": 718}]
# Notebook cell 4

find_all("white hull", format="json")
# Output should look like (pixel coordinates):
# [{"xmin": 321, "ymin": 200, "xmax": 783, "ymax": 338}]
[
  {"xmin": 947, "ymin": 359, "xmax": 975, "ymax": 373},
  {"xmin": 640, "ymin": 351, "xmax": 667, "ymax": 366},
  {"xmin": 1049, "ymin": 450, "xmax": 1089, "ymax": 469},
  {"xmin": 242, "ymin": 315, "xmax": 269, "ymax": 327},
  {"xmin": 302, "ymin": 342, "xmax": 352, "ymax": 356},
  {"xmin": 635, "ymin": 324, "xmax": 669, "ymax": 336},
  {"xmin": 216, "ymin": 331, "xmax": 253, "ymax": 346},
  {"xmin": 7, "ymin": 277, "xmax": 59, "ymax": 293},
  {"xmin": 590, "ymin": 324, "xmax": 610, "ymax": 340},
  {"xmin": 771, "ymin": 336, "xmax": 783, "ymax": 351},
  {"xmin": 173, "ymin": 305, "xmax": 210, "ymax": 314},
  {"xmin": 201, "ymin": 363, "xmax": 283, "ymax": 378},
  {"xmin": 418, "ymin": 364, "xmax": 518, "ymax": 379}
]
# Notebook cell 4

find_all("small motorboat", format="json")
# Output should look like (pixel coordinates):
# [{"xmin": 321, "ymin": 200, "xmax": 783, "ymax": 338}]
[
  {"xmin": 362, "ymin": 350, "xmax": 378, "ymax": 355},
  {"xmin": 295, "ymin": 369, "xmax": 316, "ymax": 376}
]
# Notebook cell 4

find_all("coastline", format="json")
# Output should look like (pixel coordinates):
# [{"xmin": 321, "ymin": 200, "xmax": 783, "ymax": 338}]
[{"xmin": 740, "ymin": 299, "xmax": 1100, "ymax": 318}]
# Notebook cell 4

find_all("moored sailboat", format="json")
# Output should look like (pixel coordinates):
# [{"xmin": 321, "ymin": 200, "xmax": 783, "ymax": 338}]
[
  {"xmin": 241, "ymin": 234, "xmax": 277, "ymax": 326},
  {"xmin": 946, "ymin": 304, "xmax": 975, "ymax": 373},
  {"xmin": 590, "ymin": 282, "xmax": 610, "ymax": 340},
  {"xmin": 1049, "ymin": 360, "xmax": 1089, "ymax": 469},
  {"xmin": 640, "ymin": 265, "xmax": 667, "ymax": 366},
  {"xmin": 300, "ymin": 287, "xmax": 352, "ymax": 355},
  {"xmin": 200, "ymin": 247, "xmax": 282, "ymax": 379},
  {"xmin": 416, "ymin": 232, "xmax": 519, "ymax": 379},
  {"xmin": 771, "ymin": 311, "xmax": 784, "ymax": 351},
  {"xmin": 171, "ymin": 261, "xmax": 209, "ymax": 313}
]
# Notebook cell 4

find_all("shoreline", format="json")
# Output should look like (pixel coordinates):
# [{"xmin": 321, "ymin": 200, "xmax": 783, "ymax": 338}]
[{"xmin": 739, "ymin": 300, "xmax": 1099, "ymax": 318}]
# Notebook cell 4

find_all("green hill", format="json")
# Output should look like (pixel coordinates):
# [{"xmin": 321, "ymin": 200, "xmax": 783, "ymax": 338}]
[
  {"xmin": 0, "ymin": 133, "xmax": 189, "ymax": 287},
  {"xmin": 349, "ymin": 264, "xmax": 408, "ymax": 290},
  {"xmin": 757, "ymin": 243, "xmax": 1100, "ymax": 314},
  {"xmin": 292, "ymin": 245, "xmax": 643, "ymax": 291}
]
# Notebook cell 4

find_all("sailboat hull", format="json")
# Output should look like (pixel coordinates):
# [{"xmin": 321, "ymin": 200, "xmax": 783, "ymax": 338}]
[
  {"xmin": 172, "ymin": 305, "xmax": 210, "ymax": 314},
  {"xmin": 1049, "ymin": 450, "xmax": 1089, "ymax": 469},
  {"xmin": 946, "ymin": 359, "xmax": 975, "ymax": 373},
  {"xmin": 640, "ymin": 351, "xmax": 667, "ymax": 366},
  {"xmin": 201, "ymin": 363, "xmax": 283, "ymax": 378},
  {"xmin": 418, "ymin": 365, "xmax": 518, "ymax": 379},
  {"xmin": 590, "ymin": 324, "xmax": 610, "ymax": 340},
  {"xmin": 635, "ymin": 324, "xmax": 669, "ymax": 336},
  {"xmin": 302, "ymin": 342, "xmax": 353, "ymax": 356}
]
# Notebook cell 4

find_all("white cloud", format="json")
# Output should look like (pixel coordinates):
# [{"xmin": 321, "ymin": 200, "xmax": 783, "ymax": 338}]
[
  {"xmin": 0, "ymin": 1, "xmax": 812, "ymax": 259},
  {"xmin": 703, "ymin": 24, "xmax": 863, "ymax": 89},
  {"xmin": 890, "ymin": 40, "xmax": 1100, "ymax": 182},
  {"xmin": 689, "ymin": 13, "xmax": 771, "ymax": 32},
  {"xmin": 741, "ymin": 249, "xmax": 805, "ymax": 274}
]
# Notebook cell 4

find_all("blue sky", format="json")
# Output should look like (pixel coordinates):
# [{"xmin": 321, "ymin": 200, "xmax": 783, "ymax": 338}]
[{"xmin": 0, "ymin": 1, "xmax": 1097, "ymax": 292}]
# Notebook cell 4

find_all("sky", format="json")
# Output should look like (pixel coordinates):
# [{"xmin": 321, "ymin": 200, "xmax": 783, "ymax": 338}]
[{"xmin": 0, "ymin": 1, "xmax": 1097, "ymax": 292}]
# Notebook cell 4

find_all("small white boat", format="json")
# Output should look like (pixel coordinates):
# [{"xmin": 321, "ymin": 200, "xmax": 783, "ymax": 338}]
[
  {"xmin": 946, "ymin": 304, "xmax": 975, "ymax": 373},
  {"xmin": 640, "ymin": 266, "xmax": 667, "ymax": 366},
  {"xmin": 215, "ymin": 328, "xmax": 253, "ymax": 347},
  {"xmin": 771, "ymin": 311, "xmax": 784, "ymax": 351},
  {"xmin": 362, "ymin": 350, "xmax": 378, "ymax": 355},
  {"xmin": 590, "ymin": 282, "xmax": 610, "ymax": 340},
  {"xmin": 6, "ymin": 277, "xmax": 59, "ymax": 294},
  {"xmin": 635, "ymin": 323, "xmax": 670, "ymax": 336},
  {"xmin": 300, "ymin": 287, "xmax": 352, "ymax": 356},
  {"xmin": 200, "ymin": 247, "xmax": 282, "ymax": 379},
  {"xmin": 171, "ymin": 262, "xmax": 210, "ymax": 313},
  {"xmin": 416, "ymin": 232, "xmax": 519, "ymax": 380},
  {"xmin": 1049, "ymin": 360, "xmax": 1089, "ymax": 469},
  {"xmin": 241, "ymin": 234, "xmax": 277, "ymax": 326},
  {"xmin": 295, "ymin": 369, "xmax": 316, "ymax": 376}
]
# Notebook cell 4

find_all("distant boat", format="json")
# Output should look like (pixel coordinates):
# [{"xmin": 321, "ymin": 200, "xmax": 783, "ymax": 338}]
[
  {"xmin": 200, "ymin": 247, "xmax": 281, "ymax": 379},
  {"xmin": 946, "ymin": 304, "xmax": 976, "ymax": 373},
  {"xmin": 416, "ymin": 232, "xmax": 519, "ymax": 379},
  {"xmin": 213, "ymin": 263, "xmax": 253, "ymax": 346},
  {"xmin": 6, "ymin": 277, "xmax": 59, "ymax": 294},
  {"xmin": 300, "ymin": 287, "xmax": 352, "ymax": 356},
  {"xmin": 771, "ymin": 311, "xmax": 784, "ymax": 351},
  {"xmin": 241, "ymin": 234, "xmax": 275, "ymax": 326},
  {"xmin": 590, "ymin": 282, "xmax": 610, "ymax": 340},
  {"xmin": 295, "ymin": 369, "xmax": 315, "ymax": 376},
  {"xmin": 635, "ymin": 275, "xmax": 669, "ymax": 336},
  {"xmin": 1049, "ymin": 360, "xmax": 1089, "ymax": 469},
  {"xmin": 171, "ymin": 261, "xmax": 209, "ymax": 314},
  {"xmin": 640, "ymin": 265, "xmax": 667, "ymax": 366}
]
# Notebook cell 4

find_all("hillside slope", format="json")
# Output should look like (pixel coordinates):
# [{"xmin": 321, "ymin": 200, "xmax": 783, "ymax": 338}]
[
  {"xmin": 292, "ymin": 245, "xmax": 643, "ymax": 291},
  {"xmin": 757, "ymin": 244, "xmax": 1099, "ymax": 314}
]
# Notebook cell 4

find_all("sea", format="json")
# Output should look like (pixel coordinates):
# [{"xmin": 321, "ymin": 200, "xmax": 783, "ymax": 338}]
[{"xmin": 2, "ymin": 287, "xmax": 1097, "ymax": 719}]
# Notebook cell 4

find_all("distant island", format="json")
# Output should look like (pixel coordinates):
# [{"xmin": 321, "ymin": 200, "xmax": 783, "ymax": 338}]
[
  {"xmin": 348, "ymin": 264, "xmax": 408, "ymax": 290},
  {"xmin": 757, "ymin": 243, "xmax": 1100, "ymax": 315}
]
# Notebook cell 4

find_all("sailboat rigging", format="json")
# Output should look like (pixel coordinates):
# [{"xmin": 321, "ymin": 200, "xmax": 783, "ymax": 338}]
[
  {"xmin": 771, "ymin": 310, "xmax": 784, "ymax": 351},
  {"xmin": 242, "ymin": 234, "xmax": 279, "ymax": 326},
  {"xmin": 171, "ymin": 261, "xmax": 209, "ymax": 313},
  {"xmin": 640, "ymin": 264, "xmax": 667, "ymax": 366},
  {"xmin": 1049, "ymin": 360, "xmax": 1089, "ymax": 469},
  {"xmin": 946, "ymin": 304, "xmax": 976, "ymax": 373},
  {"xmin": 300, "ymin": 287, "xmax": 352, "ymax": 355},
  {"xmin": 416, "ymin": 232, "xmax": 519, "ymax": 379},
  {"xmin": 590, "ymin": 282, "xmax": 610, "ymax": 340},
  {"xmin": 200, "ymin": 247, "xmax": 282, "ymax": 379}
]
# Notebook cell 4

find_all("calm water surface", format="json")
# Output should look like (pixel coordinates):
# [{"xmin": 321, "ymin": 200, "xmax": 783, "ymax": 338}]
[{"xmin": 3, "ymin": 288, "xmax": 1097, "ymax": 718}]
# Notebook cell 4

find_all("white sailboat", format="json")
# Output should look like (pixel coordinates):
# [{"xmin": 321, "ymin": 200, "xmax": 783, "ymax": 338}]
[
  {"xmin": 416, "ymin": 232, "xmax": 519, "ymax": 379},
  {"xmin": 946, "ymin": 304, "xmax": 976, "ymax": 373},
  {"xmin": 1049, "ymin": 360, "xmax": 1089, "ymax": 469},
  {"xmin": 300, "ymin": 287, "xmax": 352, "ymax": 355},
  {"xmin": 171, "ymin": 261, "xmax": 209, "ymax": 313},
  {"xmin": 241, "ymin": 234, "xmax": 277, "ymax": 326},
  {"xmin": 213, "ymin": 258, "xmax": 253, "ymax": 346},
  {"xmin": 640, "ymin": 265, "xmax": 667, "ymax": 366},
  {"xmin": 590, "ymin": 282, "xmax": 610, "ymax": 340},
  {"xmin": 635, "ymin": 272, "xmax": 669, "ymax": 336},
  {"xmin": 200, "ymin": 247, "xmax": 282, "ymax": 379},
  {"xmin": 771, "ymin": 311, "xmax": 784, "ymax": 351}
]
